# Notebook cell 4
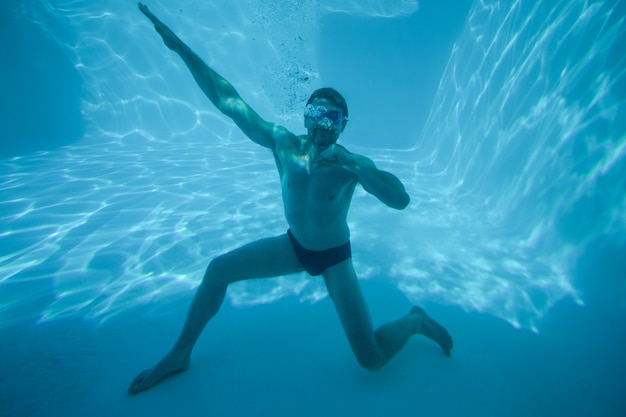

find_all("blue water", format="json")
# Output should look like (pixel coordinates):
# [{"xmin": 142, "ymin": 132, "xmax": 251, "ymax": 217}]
[{"xmin": 1, "ymin": 0, "xmax": 625, "ymax": 416}]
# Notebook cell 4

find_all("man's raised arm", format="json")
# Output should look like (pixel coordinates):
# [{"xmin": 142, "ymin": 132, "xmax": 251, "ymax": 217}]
[{"xmin": 138, "ymin": 3, "xmax": 285, "ymax": 150}]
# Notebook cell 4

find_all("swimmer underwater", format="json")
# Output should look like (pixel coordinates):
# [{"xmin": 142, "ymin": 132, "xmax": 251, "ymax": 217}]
[{"xmin": 129, "ymin": 2, "xmax": 453, "ymax": 395}]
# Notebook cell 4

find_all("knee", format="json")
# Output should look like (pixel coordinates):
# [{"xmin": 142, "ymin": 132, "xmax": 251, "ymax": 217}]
[
  {"xmin": 355, "ymin": 351, "xmax": 385, "ymax": 372},
  {"xmin": 203, "ymin": 255, "xmax": 229, "ymax": 285}
]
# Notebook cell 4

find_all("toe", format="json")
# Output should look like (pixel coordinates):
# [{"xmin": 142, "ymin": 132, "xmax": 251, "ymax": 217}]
[{"xmin": 128, "ymin": 370, "xmax": 150, "ymax": 394}]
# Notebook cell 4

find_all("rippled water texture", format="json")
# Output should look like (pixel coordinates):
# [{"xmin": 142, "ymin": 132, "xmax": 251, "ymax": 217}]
[{"xmin": 1, "ymin": 0, "xmax": 624, "ymax": 330}]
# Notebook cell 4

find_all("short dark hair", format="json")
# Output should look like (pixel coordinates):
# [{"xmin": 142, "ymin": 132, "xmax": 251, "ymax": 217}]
[{"xmin": 306, "ymin": 87, "xmax": 348, "ymax": 118}]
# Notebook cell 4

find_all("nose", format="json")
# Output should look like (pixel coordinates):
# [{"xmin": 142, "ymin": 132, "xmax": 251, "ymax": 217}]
[{"xmin": 314, "ymin": 118, "xmax": 333, "ymax": 130}]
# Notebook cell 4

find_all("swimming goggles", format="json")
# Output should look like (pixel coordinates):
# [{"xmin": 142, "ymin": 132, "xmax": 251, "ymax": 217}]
[{"xmin": 304, "ymin": 104, "xmax": 347, "ymax": 129}]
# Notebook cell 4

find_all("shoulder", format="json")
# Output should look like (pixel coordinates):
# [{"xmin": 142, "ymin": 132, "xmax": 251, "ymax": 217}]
[
  {"xmin": 273, "ymin": 128, "xmax": 306, "ymax": 152},
  {"xmin": 270, "ymin": 124, "xmax": 295, "ymax": 143},
  {"xmin": 268, "ymin": 127, "xmax": 305, "ymax": 167}
]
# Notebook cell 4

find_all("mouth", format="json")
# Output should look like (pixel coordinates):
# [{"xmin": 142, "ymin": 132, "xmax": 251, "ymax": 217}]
[
  {"xmin": 314, "ymin": 127, "xmax": 333, "ymax": 137},
  {"xmin": 312, "ymin": 130, "xmax": 334, "ymax": 145}
]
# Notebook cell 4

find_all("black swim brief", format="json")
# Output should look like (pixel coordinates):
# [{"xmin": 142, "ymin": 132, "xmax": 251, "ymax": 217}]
[{"xmin": 287, "ymin": 229, "xmax": 351, "ymax": 276}]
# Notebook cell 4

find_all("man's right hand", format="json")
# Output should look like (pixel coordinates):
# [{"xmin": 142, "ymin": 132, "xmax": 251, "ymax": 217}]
[{"xmin": 138, "ymin": 2, "xmax": 186, "ymax": 52}]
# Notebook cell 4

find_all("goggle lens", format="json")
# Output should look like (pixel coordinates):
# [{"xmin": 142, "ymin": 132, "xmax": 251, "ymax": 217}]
[{"xmin": 304, "ymin": 105, "xmax": 346, "ymax": 127}]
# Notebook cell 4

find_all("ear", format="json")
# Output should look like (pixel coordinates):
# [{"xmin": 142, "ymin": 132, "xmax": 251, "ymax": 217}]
[{"xmin": 340, "ymin": 119, "xmax": 348, "ymax": 132}]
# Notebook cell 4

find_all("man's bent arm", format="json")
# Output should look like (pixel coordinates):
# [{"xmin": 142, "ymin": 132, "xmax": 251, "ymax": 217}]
[
  {"xmin": 139, "ymin": 3, "xmax": 284, "ymax": 150},
  {"xmin": 334, "ymin": 147, "xmax": 410, "ymax": 210}
]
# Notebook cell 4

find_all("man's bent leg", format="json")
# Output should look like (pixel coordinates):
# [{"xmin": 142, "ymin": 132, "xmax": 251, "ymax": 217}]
[
  {"xmin": 129, "ymin": 233, "xmax": 304, "ymax": 394},
  {"xmin": 322, "ymin": 259, "xmax": 453, "ymax": 371},
  {"xmin": 171, "ymin": 234, "xmax": 304, "ymax": 355}
]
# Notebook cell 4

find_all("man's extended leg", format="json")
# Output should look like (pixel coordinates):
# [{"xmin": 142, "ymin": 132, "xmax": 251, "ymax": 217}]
[
  {"xmin": 322, "ymin": 259, "xmax": 453, "ymax": 371},
  {"xmin": 128, "ymin": 233, "xmax": 304, "ymax": 394}
]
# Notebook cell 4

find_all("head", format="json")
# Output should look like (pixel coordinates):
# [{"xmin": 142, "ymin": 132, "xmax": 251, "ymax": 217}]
[
  {"xmin": 304, "ymin": 88, "xmax": 349, "ymax": 149},
  {"xmin": 306, "ymin": 88, "xmax": 349, "ymax": 121}
]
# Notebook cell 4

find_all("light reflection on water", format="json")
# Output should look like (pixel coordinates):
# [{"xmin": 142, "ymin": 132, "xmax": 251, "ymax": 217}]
[
  {"xmin": 0, "ymin": 139, "xmax": 578, "ymax": 330},
  {"xmin": 409, "ymin": 0, "xmax": 626, "ymax": 326},
  {"xmin": 1, "ymin": 0, "xmax": 624, "ymax": 330}
]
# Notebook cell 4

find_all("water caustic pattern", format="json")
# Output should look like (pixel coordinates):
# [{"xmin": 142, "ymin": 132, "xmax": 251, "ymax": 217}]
[
  {"xmin": 320, "ymin": 0, "xmax": 419, "ymax": 18},
  {"xmin": 1, "ymin": 0, "xmax": 625, "ymax": 329},
  {"xmin": 408, "ymin": 0, "xmax": 626, "ymax": 327},
  {"xmin": 0, "ymin": 139, "xmax": 303, "ymax": 325}
]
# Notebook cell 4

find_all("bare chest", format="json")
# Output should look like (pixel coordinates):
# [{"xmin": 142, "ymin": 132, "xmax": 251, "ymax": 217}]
[{"xmin": 282, "ymin": 152, "xmax": 355, "ymax": 200}]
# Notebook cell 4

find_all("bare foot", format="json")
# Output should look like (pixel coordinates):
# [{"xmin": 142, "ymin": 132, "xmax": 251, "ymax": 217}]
[
  {"xmin": 410, "ymin": 307, "xmax": 454, "ymax": 356},
  {"xmin": 128, "ymin": 352, "xmax": 190, "ymax": 395},
  {"xmin": 138, "ymin": 2, "xmax": 187, "ymax": 52}
]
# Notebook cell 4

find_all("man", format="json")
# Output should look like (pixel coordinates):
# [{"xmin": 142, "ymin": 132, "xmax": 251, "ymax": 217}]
[{"xmin": 130, "ymin": 2, "xmax": 453, "ymax": 395}]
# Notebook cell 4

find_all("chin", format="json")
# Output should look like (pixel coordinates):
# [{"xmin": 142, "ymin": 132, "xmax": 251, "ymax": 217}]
[
  {"xmin": 314, "ymin": 139, "xmax": 334, "ymax": 149},
  {"xmin": 314, "ymin": 132, "xmax": 334, "ymax": 142}
]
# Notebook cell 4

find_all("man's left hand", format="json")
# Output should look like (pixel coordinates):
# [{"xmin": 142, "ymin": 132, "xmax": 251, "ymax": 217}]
[{"xmin": 320, "ymin": 145, "xmax": 338, "ymax": 162}]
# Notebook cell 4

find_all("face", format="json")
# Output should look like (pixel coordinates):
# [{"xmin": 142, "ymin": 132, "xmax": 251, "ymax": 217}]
[{"xmin": 304, "ymin": 99, "xmax": 346, "ymax": 150}]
